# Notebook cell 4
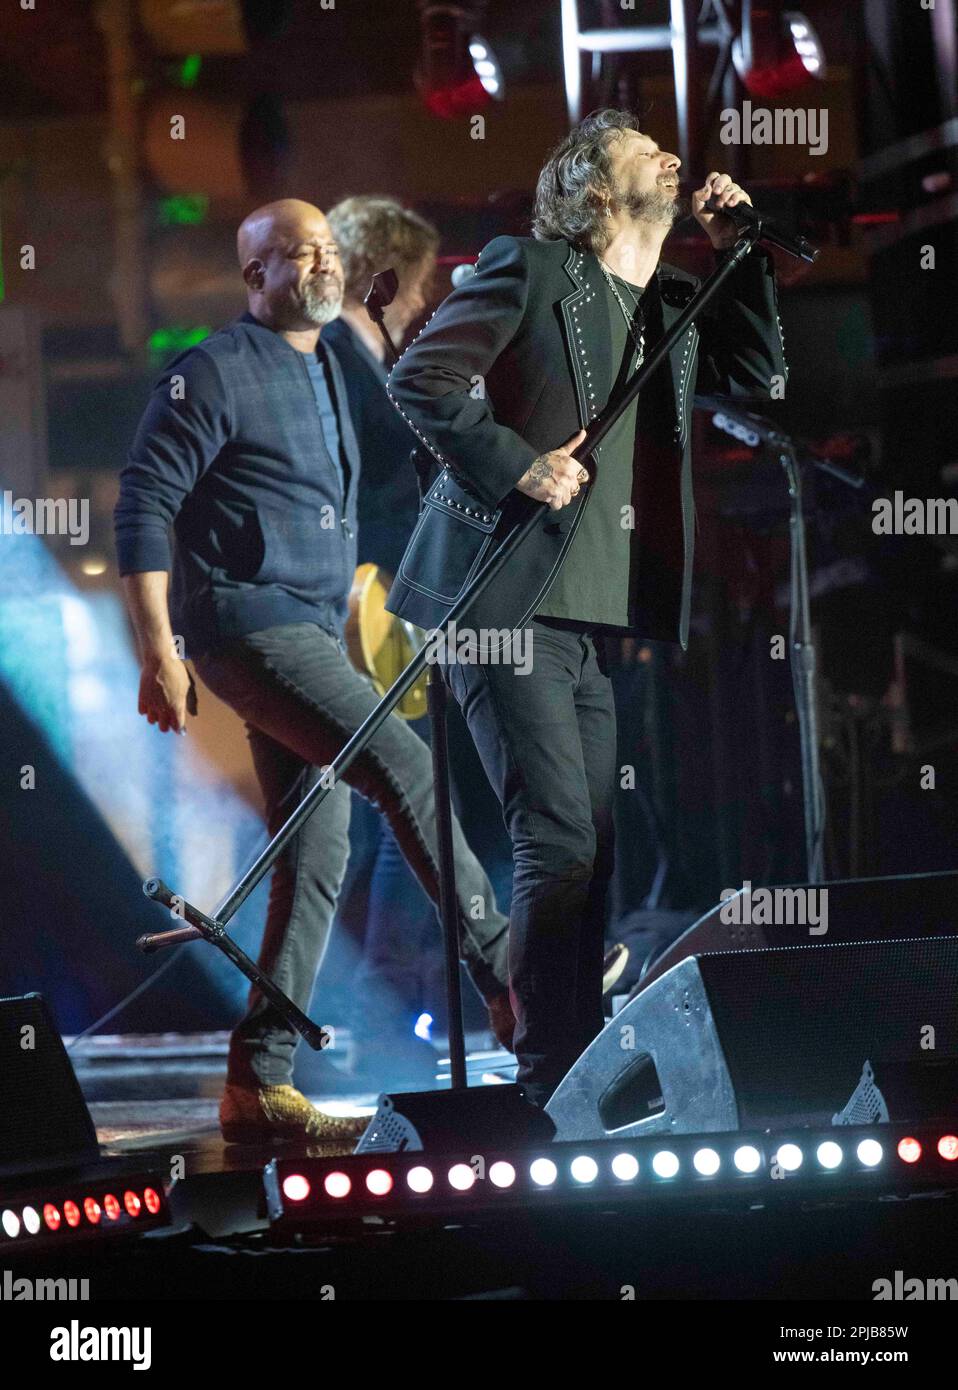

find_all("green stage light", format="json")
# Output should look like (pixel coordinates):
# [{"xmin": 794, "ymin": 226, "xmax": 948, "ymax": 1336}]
[
  {"xmin": 173, "ymin": 53, "xmax": 203, "ymax": 88},
  {"xmin": 148, "ymin": 325, "xmax": 211, "ymax": 365},
  {"xmin": 157, "ymin": 194, "xmax": 209, "ymax": 226}
]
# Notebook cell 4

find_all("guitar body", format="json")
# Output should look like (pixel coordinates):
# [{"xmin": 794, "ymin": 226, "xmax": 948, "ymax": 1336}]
[{"xmin": 345, "ymin": 563, "xmax": 428, "ymax": 721}]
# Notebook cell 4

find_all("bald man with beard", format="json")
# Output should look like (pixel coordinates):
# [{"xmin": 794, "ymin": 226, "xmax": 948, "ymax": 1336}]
[{"xmin": 115, "ymin": 200, "xmax": 515, "ymax": 1144}]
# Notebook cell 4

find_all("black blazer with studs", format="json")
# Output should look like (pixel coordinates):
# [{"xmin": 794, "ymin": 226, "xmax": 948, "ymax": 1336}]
[{"xmin": 384, "ymin": 234, "xmax": 787, "ymax": 649}]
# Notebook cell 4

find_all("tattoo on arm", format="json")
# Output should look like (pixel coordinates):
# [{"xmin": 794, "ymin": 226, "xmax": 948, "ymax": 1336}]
[{"xmin": 529, "ymin": 456, "xmax": 554, "ymax": 483}]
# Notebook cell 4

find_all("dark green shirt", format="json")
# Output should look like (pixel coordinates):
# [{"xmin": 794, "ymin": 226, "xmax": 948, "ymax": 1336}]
[{"xmin": 536, "ymin": 267, "xmax": 652, "ymax": 631}]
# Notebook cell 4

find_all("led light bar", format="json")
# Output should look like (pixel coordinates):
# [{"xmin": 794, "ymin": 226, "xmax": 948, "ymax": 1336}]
[
  {"xmin": 264, "ymin": 1123, "xmax": 958, "ymax": 1232},
  {"xmin": 0, "ymin": 1174, "xmax": 170, "ymax": 1249}
]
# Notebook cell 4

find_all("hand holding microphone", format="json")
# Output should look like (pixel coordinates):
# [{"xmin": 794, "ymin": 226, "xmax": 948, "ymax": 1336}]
[
  {"xmin": 692, "ymin": 172, "xmax": 753, "ymax": 249},
  {"xmin": 691, "ymin": 172, "xmax": 820, "ymax": 263}
]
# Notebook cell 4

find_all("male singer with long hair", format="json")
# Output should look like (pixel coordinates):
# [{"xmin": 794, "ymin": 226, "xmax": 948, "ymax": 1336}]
[{"xmin": 386, "ymin": 110, "xmax": 788, "ymax": 1106}]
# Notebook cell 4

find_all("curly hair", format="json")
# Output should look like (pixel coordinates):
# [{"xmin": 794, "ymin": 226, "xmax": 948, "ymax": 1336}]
[
  {"xmin": 531, "ymin": 109, "xmax": 645, "ymax": 252},
  {"xmin": 326, "ymin": 195, "xmax": 439, "ymax": 304}
]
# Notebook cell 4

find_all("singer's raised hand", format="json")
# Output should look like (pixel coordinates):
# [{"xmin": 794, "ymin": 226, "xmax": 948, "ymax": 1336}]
[{"xmin": 692, "ymin": 173, "xmax": 753, "ymax": 249}]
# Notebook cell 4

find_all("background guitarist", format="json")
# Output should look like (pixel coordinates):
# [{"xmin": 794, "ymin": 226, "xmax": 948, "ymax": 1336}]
[{"xmin": 325, "ymin": 195, "xmax": 504, "ymax": 1086}]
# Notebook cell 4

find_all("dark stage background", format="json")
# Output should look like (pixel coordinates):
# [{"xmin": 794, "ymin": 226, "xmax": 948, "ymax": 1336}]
[{"xmin": 0, "ymin": 0, "xmax": 956, "ymax": 1038}]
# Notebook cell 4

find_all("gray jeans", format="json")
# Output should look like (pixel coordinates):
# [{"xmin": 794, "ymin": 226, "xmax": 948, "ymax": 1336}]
[{"xmin": 194, "ymin": 622, "xmax": 510, "ymax": 1087}]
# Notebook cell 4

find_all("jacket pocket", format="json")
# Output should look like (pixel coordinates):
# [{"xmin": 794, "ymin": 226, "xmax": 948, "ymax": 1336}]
[{"xmin": 397, "ymin": 468, "xmax": 501, "ymax": 606}]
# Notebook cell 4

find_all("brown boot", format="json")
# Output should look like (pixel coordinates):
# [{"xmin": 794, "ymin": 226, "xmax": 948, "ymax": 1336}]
[{"xmin": 219, "ymin": 1083, "xmax": 368, "ymax": 1145}]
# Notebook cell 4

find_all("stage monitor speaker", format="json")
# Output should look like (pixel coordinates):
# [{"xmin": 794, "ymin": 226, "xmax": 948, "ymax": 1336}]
[
  {"xmin": 632, "ymin": 869, "xmax": 958, "ymax": 997},
  {"xmin": 546, "ymin": 936, "xmax": 958, "ymax": 1142},
  {"xmin": 0, "ymin": 993, "xmax": 99, "ymax": 1176},
  {"xmin": 355, "ymin": 1083, "xmax": 555, "ymax": 1154}
]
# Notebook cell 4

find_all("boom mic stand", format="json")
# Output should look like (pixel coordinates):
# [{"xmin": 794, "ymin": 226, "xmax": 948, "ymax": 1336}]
[
  {"xmin": 363, "ymin": 268, "xmax": 470, "ymax": 1088},
  {"xmin": 135, "ymin": 226, "xmax": 777, "ymax": 1083},
  {"xmin": 700, "ymin": 401, "xmax": 865, "ymax": 883}
]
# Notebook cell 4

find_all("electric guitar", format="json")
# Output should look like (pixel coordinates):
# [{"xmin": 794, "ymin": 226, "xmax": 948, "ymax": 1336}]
[{"xmin": 344, "ymin": 562, "xmax": 429, "ymax": 721}]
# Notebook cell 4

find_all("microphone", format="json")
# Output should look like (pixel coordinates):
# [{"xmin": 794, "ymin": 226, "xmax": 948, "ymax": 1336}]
[{"xmin": 704, "ymin": 194, "xmax": 819, "ymax": 264}]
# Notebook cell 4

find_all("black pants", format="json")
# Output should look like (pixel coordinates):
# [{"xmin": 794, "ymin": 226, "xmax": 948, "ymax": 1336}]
[{"xmin": 444, "ymin": 619, "xmax": 616, "ymax": 1105}]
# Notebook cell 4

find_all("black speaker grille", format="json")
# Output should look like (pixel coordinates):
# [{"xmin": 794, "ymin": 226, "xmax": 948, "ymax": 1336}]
[{"xmin": 699, "ymin": 937, "xmax": 958, "ymax": 1127}]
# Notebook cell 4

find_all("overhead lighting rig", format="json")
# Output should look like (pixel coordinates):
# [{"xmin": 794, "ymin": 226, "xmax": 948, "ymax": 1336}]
[{"xmin": 415, "ymin": 2, "xmax": 504, "ymax": 119}]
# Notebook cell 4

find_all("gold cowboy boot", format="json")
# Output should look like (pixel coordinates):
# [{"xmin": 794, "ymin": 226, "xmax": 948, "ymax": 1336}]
[{"xmin": 220, "ymin": 1082, "xmax": 369, "ymax": 1145}]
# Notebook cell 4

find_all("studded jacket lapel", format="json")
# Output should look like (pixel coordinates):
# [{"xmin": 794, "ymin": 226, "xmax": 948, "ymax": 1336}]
[
  {"xmin": 559, "ymin": 248, "xmax": 699, "ymax": 448},
  {"xmin": 558, "ymin": 243, "xmax": 613, "ymax": 431},
  {"xmin": 657, "ymin": 268, "xmax": 700, "ymax": 448}
]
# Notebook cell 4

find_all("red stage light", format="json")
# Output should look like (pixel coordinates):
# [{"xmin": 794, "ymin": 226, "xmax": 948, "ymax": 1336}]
[
  {"xmin": 124, "ymin": 1190, "xmax": 142, "ymax": 1217},
  {"xmin": 366, "ymin": 1169, "xmax": 393, "ymax": 1196},
  {"xmin": 897, "ymin": 1137, "xmax": 922, "ymax": 1164},
  {"xmin": 323, "ymin": 1172, "xmax": 351, "ymax": 1199},
  {"xmin": 103, "ymin": 1194, "xmax": 121, "ymax": 1221},
  {"xmin": 282, "ymin": 1174, "xmax": 311, "ymax": 1202},
  {"xmin": 415, "ymin": 6, "xmax": 503, "ymax": 119},
  {"xmin": 733, "ymin": 5, "xmax": 825, "ymax": 100},
  {"xmin": 143, "ymin": 1187, "xmax": 162, "ymax": 1215},
  {"xmin": 63, "ymin": 1201, "xmax": 81, "ymax": 1228},
  {"xmin": 938, "ymin": 1135, "xmax": 958, "ymax": 1161},
  {"xmin": 83, "ymin": 1197, "xmax": 101, "ymax": 1225},
  {"xmin": 43, "ymin": 1204, "xmax": 61, "ymax": 1231}
]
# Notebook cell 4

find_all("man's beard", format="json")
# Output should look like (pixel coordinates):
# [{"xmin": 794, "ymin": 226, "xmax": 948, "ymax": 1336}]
[
  {"xmin": 620, "ymin": 187, "xmax": 683, "ymax": 228},
  {"xmin": 301, "ymin": 279, "xmax": 343, "ymax": 325}
]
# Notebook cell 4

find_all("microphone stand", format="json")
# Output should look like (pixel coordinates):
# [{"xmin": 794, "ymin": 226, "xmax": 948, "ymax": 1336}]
[
  {"xmin": 135, "ymin": 227, "xmax": 772, "ymax": 1061},
  {"xmin": 362, "ymin": 271, "xmax": 469, "ymax": 1089},
  {"xmin": 363, "ymin": 269, "xmax": 401, "ymax": 364},
  {"xmin": 780, "ymin": 433, "xmax": 826, "ymax": 884},
  {"xmin": 699, "ymin": 399, "xmax": 843, "ymax": 883}
]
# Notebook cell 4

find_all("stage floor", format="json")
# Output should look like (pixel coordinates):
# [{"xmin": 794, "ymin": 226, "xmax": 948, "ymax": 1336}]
[
  {"xmin": 91, "ymin": 1095, "xmax": 371, "ymax": 1171},
  {"xmin": 75, "ymin": 1029, "xmax": 516, "ymax": 1174}
]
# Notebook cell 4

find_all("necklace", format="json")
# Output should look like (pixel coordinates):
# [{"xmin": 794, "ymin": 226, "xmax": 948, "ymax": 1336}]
[{"xmin": 598, "ymin": 261, "xmax": 646, "ymax": 366}]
